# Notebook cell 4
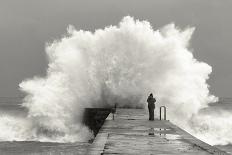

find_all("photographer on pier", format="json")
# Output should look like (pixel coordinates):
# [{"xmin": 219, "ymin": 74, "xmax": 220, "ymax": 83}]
[{"xmin": 147, "ymin": 93, "xmax": 156, "ymax": 121}]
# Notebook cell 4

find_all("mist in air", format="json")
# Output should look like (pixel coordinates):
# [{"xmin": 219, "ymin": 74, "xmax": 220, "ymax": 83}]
[{"xmin": 0, "ymin": 16, "xmax": 229, "ymax": 145}]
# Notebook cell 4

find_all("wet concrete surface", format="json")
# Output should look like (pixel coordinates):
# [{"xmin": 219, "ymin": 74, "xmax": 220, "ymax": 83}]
[
  {"xmin": 88, "ymin": 109, "xmax": 229, "ymax": 155},
  {"xmin": 216, "ymin": 145, "xmax": 232, "ymax": 154}
]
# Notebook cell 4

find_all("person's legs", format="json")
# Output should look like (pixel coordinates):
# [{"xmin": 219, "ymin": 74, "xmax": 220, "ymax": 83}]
[
  {"xmin": 150, "ymin": 108, "xmax": 154, "ymax": 120},
  {"xmin": 148, "ymin": 107, "xmax": 151, "ymax": 120}
]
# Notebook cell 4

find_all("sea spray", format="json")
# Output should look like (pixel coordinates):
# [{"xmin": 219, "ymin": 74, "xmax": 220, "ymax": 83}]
[{"xmin": 0, "ymin": 16, "xmax": 228, "ymax": 145}]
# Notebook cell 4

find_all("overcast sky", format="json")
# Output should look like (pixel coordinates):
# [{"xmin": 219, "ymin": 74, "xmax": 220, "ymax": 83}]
[{"xmin": 0, "ymin": 0, "xmax": 231, "ymax": 97}]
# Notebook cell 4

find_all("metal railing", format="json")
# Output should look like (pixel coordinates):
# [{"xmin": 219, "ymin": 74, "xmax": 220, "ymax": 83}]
[{"xmin": 159, "ymin": 106, "xmax": 167, "ymax": 120}]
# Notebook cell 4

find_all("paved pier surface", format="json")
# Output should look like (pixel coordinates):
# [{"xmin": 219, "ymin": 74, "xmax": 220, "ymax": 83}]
[{"xmin": 88, "ymin": 108, "xmax": 228, "ymax": 155}]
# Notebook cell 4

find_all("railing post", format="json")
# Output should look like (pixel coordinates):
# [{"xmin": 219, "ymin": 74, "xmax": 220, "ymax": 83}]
[{"xmin": 160, "ymin": 106, "xmax": 166, "ymax": 120}]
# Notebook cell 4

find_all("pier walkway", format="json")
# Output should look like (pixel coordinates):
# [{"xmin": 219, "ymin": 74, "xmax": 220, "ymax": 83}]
[{"xmin": 88, "ymin": 108, "xmax": 228, "ymax": 155}]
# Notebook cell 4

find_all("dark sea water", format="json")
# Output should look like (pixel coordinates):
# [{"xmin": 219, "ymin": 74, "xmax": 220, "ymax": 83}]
[
  {"xmin": 0, "ymin": 97, "xmax": 27, "ymax": 117},
  {"xmin": 0, "ymin": 141, "xmax": 90, "ymax": 155},
  {"xmin": 0, "ymin": 97, "xmax": 231, "ymax": 154}
]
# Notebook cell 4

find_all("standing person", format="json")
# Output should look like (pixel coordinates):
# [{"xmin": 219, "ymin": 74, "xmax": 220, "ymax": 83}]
[{"xmin": 147, "ymin": 93, "xmax": 156, "ymax": 121}]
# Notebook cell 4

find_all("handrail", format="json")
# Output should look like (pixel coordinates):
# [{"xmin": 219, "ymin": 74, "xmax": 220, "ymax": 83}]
[{"xmin": 159, "ymin": 106, "xmax": 167, "ymax": 120}]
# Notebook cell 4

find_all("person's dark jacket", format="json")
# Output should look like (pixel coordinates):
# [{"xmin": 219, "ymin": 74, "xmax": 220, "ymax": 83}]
[{"xmin": 147, "ymin": 96, "xmax": 156, "ymax": 109}]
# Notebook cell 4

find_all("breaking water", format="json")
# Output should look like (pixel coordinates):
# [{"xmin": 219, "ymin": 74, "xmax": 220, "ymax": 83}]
[{"xmin": 0, "ymin": 97, "xmax": 90, "ymax": 154}]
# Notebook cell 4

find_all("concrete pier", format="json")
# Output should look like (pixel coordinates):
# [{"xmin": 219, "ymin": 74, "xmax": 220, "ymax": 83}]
[{"xmin": 88, "ymin": 108, "xmax": 228, "ymax": 155}]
